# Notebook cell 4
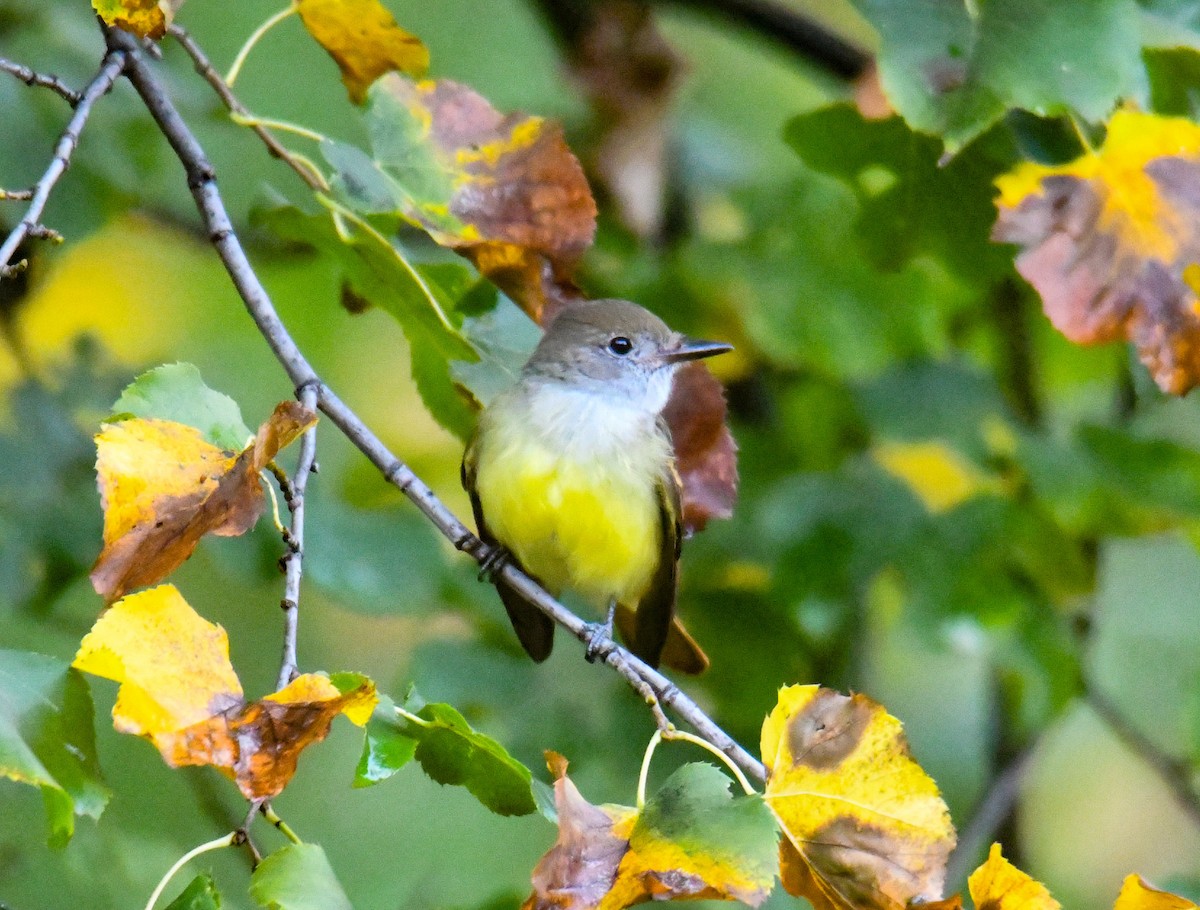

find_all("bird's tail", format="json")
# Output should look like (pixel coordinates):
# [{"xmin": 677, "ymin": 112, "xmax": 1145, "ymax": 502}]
[{"xmin": 615, "ymin": 605, "xmax": 709, "ymax": 674}]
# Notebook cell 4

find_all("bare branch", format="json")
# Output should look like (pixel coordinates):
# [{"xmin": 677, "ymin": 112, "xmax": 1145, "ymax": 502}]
[
  {"xmin": 166, "ymin": 26, "xmax": 327, "ymax": 192},
  {"xmin": 108, "ymin": 26, "xmax": 767, "ymax": 785},
  {"xmin": 1086, "ymin": 682, "xmax": 1200, "ymax": 830},
  {"xmin": 945, "ymin": 743, "xmax": 1037, "ymax": 886},
  {"xmin": 276, "ymin": 383, "xmax": 319, "ymax": 690},
  {"xmin": 0, "ymin": 57, "xmax": 83, "ymax": 105},
  {"xmin": 0, "ymin": 51, "xmax": 127, "ymax": 279}
]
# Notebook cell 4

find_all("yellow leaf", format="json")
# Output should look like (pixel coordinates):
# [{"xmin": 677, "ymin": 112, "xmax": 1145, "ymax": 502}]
[
  {"xmin": 994, "ymin": 110, "xmax": 1200, "ymax": 395},
  {"xmin": 90, "ymin": 402, "xmax": 317, "ymax": 601},
  {"xmin": 92, "ymin": 0, "xmax": 183, "ymax": 39},
  {"xmin": 1113, "ymin": 875, "xmax": 1198, "ymax": 910},
  {"xmin": 762, "ymin": 685, "xmax": 955, "ymax": 910},
  {"xmin": 73, "ymin": 586, "xmax": 377, "ymax": 799},
  {"xmin": 968, "ymin": 843, "xmax": 1059, "ymax": 910},
  {"xmin": 872, "ymin": 440, "xmax": 992, "ymax": 513},
  {"xmin": 296, "ymin": 0, "xmax": 428, "ymax": 103}
]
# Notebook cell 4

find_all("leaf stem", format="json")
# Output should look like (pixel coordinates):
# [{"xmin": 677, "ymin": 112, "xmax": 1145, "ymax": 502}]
[
  {"xmin": 394, "ymin": 705, "xmax": 432, "ymax": 727},
  {"xmin": 143, "ymin": 832, "xmax": 237, "ymax": 910},
  {"xmin": 637, "ymin": 730, "xmax": 664, "ymax": 809},
  {"xmin": 229, "ymin": 111, "xmax": 327, "ymax": 144},
  {"xmin": 665, "ymin": 729, "xmax": 758, "ymax": 795},
  {"xmin": 261, "ymin": 804, "xmax": 304, "ymax": 844},
  {"xmin": 225, "ymin": 2, "xmax": 297, "ymax": 87}
]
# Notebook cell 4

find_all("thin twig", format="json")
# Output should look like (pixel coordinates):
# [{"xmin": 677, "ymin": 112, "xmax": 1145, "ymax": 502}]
[
  {"xmin": 1086, "ymin": 683, "xmax": 1200, "ymax": 830},
  {"xmin": 276, "ymin": 383, "xmax": 318, "ymax": 689},
  {"xmin": 0, "ymin": 50, "xmax": 127, "ymax": 278},
  {"xmin": 945, "ymin": 743, "xmax": 1038, "ymax": 886},
  {"xmin": 0, "ymin": 57, "xmax": 83, "ymax": 105},
  {"xmin": 109, "ymin": 27, "xmax": 768, "ymax": 785},
  {"xmin": 167, "ymin": 26, "xmax": 327, "ymax": 192}
]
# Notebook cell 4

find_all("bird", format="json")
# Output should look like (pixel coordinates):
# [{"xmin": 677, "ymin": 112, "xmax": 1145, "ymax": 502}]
[{"xmin": 461, "ymin": 298, "xmax": 732, "ymax": 673}]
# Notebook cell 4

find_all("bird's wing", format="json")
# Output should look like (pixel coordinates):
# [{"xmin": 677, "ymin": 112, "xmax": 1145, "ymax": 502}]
[{"xmin": 462, "ymin": 431, "xmax": 555, "ymax": 661}]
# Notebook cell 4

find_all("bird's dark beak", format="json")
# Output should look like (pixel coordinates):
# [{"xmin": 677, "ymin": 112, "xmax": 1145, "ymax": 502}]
[{"xmin": 662, "ymin": 337, "xmax": 734, "ymax": 364}]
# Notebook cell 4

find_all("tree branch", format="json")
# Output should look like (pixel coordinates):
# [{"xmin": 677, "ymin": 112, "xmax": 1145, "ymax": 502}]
[
  {"xmin": 0, "ymin": 50, "xmax": 127, "ymax": 278},
  {"xmin": 166, "ymin": 25, "xmax": 327, "ymax": 192},
  {"xmin": 276, "ymin": 383, "xmax": 319, "ymax": 690},
  {"xmin": 106, "ymin": 26, "xmax": 767, "ymax": 785},
  {"xmin": 1085, "ymin": 682, "xmax": 1200, "ymax": 830},
  {"xmin": 945, "ymin": 743, "xmax": 1037, "ymax": 886},
  {"xmin": 0, "ymin": 57, "xmax": 83, "ymax": 105}
]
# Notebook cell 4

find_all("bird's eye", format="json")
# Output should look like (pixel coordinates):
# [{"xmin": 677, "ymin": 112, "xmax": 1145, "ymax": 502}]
[{"xmin": 608, "ymin": 336, "xmax": 633, "ymax": 355}]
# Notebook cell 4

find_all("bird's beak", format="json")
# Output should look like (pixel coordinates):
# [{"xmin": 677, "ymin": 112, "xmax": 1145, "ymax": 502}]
[{"xmin": 661, "ymin": 337, "xmax": 734, "ymax": 364}]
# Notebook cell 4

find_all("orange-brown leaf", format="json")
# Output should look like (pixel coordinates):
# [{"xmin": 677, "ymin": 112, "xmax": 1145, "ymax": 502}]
[
  {"xmin": 663, "ymin": 361, "xmax": 738, "ymax": 534},
  {"xmin": 968, "ymin": 843, "xmax": 1059, "ymax": 910},
  {"xmin": 73, "ymin": 586, "xmax": 375, "ymax": 799},
  {"xmin": 90, "ymin": 403, "xmax": 316, "ymax": 601},
  {"xmin": 371, "ymin": 74, "xmax": 597, "ymax": 323},
  {"xmin": 296, "ymin": 0, "xmax": 428, "ymax": 104},
  {"xmin": 993, "ymin": 110, "xmax": 1200, "ymax": 395},
  {"xmin": 1113, "ymin": 875, "xmax": 1198, "ymax": 910},
  {"xmin": 762, "ymin": 685, "xmax": 955, "ymax": 910}
]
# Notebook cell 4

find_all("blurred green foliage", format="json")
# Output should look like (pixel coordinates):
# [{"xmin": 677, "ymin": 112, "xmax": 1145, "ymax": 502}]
[{"xmin": 3, "ymin": 0, "xmax": 1200, "ymax": 908}]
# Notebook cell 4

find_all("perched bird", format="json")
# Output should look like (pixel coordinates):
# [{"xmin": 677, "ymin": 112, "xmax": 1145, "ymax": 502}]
[{"xmin": 462, "ymin": 299, "xmax": 731, "ymax": 673}]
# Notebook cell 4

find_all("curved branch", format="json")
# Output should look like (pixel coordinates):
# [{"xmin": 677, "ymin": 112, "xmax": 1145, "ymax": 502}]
[
  {"xmin": 106, "ymin": 26, "xmax": 767, "ymax": 785},
  {"xmin": 276, "ymin": 383, "xmax": 319, "ymax": 689},
  {"xmin": 0, "ymin": 50, "xmax": 127, "ymax": 278},
  {"xmin": 0, "ymin": 57, "xmax": 83, "ymax": 105}
]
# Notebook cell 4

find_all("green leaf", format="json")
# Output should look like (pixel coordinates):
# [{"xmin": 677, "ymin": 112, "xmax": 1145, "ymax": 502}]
[
  {"xmin": 451, "ymin": 294, "xmax": 541, "ymax": 409},
  {"xmin": 110, "ymin": 363, "xmax": 252, "ymax": 452},
  {"xmin": 254, "ymin": 203, "xmax": 480, "ymax": 439},
  {"xmin": 0, "ymin": 650, "xmax": 109, "ymax": 846},
  {"xmin": 322, "ymin": 139, "xmax": 401, "ymax": 214},
  {"xmin": 164, "ymin": 874, "xmax": 222, "ymax": 910},
  {"xmin": 249, "ymin": 844, "xmax": 352, "ymax": 910},
  {"xmin": 402, "ymin": 701, "xmax": 537, "ymax": 816},
  {"xmin": 784, "ymin": 104, "xmax": 1011, "ymax": 281},
  {"xmin": 855, "ymin": 0, "xmax": 1147, "ymax": 150},
  {"xmin": 352, "ymin": 695, "xmax": 417, "ymax": 788},
  {"xmin": 635, "ymin": 763, "xmax": 778, "ymax": 894}
]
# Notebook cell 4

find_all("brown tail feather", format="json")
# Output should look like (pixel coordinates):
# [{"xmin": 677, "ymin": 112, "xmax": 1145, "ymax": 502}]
[{"xmin": 615, "ymin": 605, "xmax": 709, "ymax": 674}]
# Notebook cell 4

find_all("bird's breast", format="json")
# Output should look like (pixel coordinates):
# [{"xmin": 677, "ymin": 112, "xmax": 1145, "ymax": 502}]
[{"xmin": 474, "ymin": 386, "xmax": 671, "ymax": 606}]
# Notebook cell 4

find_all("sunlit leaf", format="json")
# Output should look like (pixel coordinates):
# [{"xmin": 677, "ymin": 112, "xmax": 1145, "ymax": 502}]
[
  {"xmin": 164, "ymin": 874, "xmax": 222, "ymax": 910},
  {"xmin": 762, "ymin": 685, "xmax": 955, "ymax": 910},
  {"xmin": 90, "ymin": 400, "xmax": 316, "ymax": 601},
  {"xmin": 295, "ymin": 0, "xmax": 428, "ymax": 104},
  {"xmin": 111, "ymin": 363, "xmax": 252, "ymax": 452},
  {"xmin": 994, "ymin": 110, "xmax": 1200, "ymax": 395},
  {"xmin": 968, "ymin": 843, "xmax": 1059, "ymax": 910},
  {"xmin": 250, "ymin": 843, "xmax": 352, "ymax": 910},
  {"xmin": 853, "ymin": 0, "xmax": 1145, "ymax": 151},
  {"xmin": 0, "ymin": 650, "xmax": 109, "ymax": 846},
  {"xmin": 352, "ymin": 694, "xmax": 416, "ymax": 787},
  {"xmin": 73, "ymin": 586, "xmax": 376, "ymax": 799},
  {"xmin": 1113, "ymin": 874, "xmax": 1199, "ymax": 910},
  {"xmin": 343, "ymin": 74, "xmax": 596, "ymax": 321},
  {"xmin": 92, "ymin": 0, "xmax": 182, "ymax": 39},
  {"xmin": 872, "ymin": 440, "xmax": 994, "ymax": 513},
  {"xmin": 523, "ymin": 753, "xmax": 776, "ymax": 910}
]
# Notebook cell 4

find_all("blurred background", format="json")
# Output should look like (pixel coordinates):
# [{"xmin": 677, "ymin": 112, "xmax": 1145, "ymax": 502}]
[{"xmin": 1, "ymin": 0, "xmax": 1199, "ymax": 907}]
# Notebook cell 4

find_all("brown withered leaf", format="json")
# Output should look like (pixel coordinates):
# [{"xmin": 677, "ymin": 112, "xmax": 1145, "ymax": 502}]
[
  {"xmin": 367, "ymin": 74, "xmax": 597, "ymax": 323},
  {"xmin": 993, "ymin": 110, "xmax": 1200, "ymax": 395},
  {"xmin": 295, "ymin": 0, "xmax": 428, "ymax": 104},
  {"xmin": 663, "ymin": 361, "xmax": 738, "ymax": 534},
  {"xmin": 73, "ymin": 585, "xmax": 376, "ymax": 800},
  {"xmin": 91, "ymin": 401, "xmax": 316, "ymax": 601},
  {"xmin": 565, "ymin": 0, "xmax": 684, "ymax": 240},
  {"xmin": 762, "ymin": 685, "xmax": 956, "ymax": 910},
  {"xmin": 524, "ymin": 752, "xmax": 635, "ymax": 910}
]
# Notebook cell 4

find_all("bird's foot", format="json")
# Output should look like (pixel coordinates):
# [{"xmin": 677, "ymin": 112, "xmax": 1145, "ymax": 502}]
[
  {"xmin": 477, "ymin": 545, "xmax": 512, "ymax": 583},
  {"xmin": 584, "ymin": 601, "xmax": 618, "ymax": 663}
]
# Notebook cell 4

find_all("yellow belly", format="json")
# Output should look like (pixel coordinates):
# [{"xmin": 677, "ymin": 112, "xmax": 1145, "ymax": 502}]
[{"xmin": 474, "ymin": 438, "xmax": 661, "ymax": 607}]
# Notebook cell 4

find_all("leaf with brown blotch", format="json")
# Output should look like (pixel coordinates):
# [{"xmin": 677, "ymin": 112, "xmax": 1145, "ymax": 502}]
[
  {"xmin": 968, "ymin": 844, "xmax": 1059, "ymax": 910},
  {"xmin": 90, "ymin": 401, "xmax": 316, "ymax": 602},
  {"xmin": 993, "ymin": 110, "xmax": 1200, "ymax": 395},
  {"xmin": 663, "ymin": 361, "xmax": 738, "ymax": 534},
  {"xmin": 1113, "ymin": 875, "xmax": 1198, "ymax": 910},
  {"xmin": 762, "ymin": 685, "xmax": 956, "ymax": 910},
  {"xmin": 523, "ymin": 753, "xmax": 777, "ymax": 910},
  {"xmin": 295, "ymin": 0, "xmax": 428, "ymax": 104},
  {"xmin": 352, "ymin": 74, "xmax": 597, "ymax": 323},
  {"xmin": 73, "ymin": 586, "xmax": 376, "ymax": 800}
]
